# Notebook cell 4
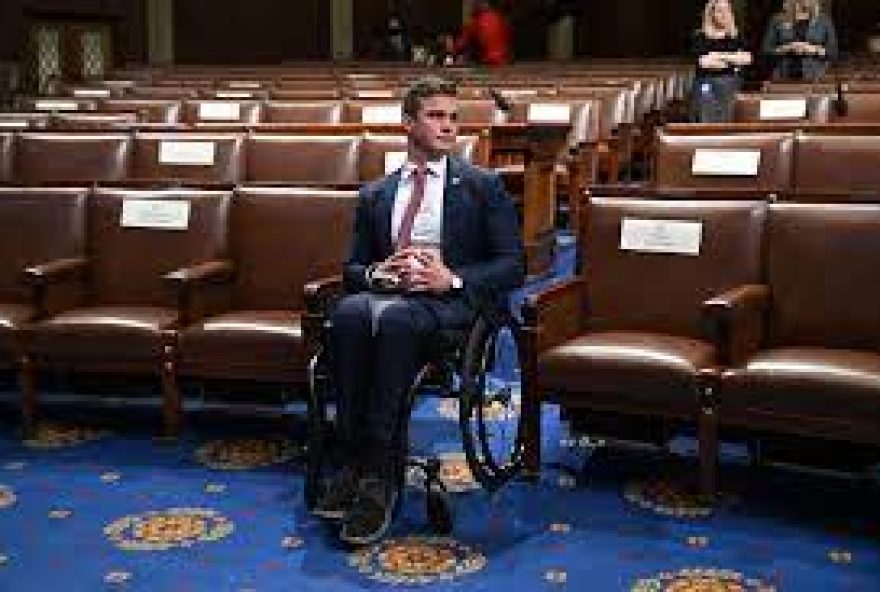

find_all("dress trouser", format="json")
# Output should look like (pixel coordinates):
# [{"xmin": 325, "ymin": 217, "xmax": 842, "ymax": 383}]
[
  {"xmin": 691, "ymin": 74, "xmax": 740, "ymax": 123},
  {"xmin": 330, "ymin": 291, "xmax": 476, "ymax": 476}
]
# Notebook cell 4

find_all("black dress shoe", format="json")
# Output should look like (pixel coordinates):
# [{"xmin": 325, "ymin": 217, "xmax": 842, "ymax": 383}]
[
  {"xmin": 339, "ymin": 476, "xmax": 399, "ymax": 546},
  {"xmin": 312, "ymin": 467, "xmax": 359, "ymax": 520}
]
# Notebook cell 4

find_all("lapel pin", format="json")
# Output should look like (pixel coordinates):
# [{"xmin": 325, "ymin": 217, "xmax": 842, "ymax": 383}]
[{"xmin": 451, "ymin": 177, "xmax": 461, "ymax": 186}]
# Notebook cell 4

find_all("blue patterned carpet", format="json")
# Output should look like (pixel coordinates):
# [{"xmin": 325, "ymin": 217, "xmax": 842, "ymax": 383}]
[{"xmin": 1, "ymin": 235, "xmax": 878, "ymax": 591}]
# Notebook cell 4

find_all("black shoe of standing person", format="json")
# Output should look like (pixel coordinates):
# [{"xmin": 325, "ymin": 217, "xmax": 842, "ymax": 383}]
[
  {"xmin": 312, "ymin": 466, "xmax": 360, "ymax": 520},
  {"xmin": 339, "ymin": 475, "xmax": 399, "ymax": 546}
]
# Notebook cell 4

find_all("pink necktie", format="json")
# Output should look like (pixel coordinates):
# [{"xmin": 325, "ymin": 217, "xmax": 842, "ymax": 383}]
[{"xmin": 396, "ymin": 164, "xmax": 427, "ymax": 249}]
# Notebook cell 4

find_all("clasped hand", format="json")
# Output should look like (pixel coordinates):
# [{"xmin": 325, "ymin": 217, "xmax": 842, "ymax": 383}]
[{"xmin": 372, "ymin": 247, "xmax": 454, "ymax": 294}]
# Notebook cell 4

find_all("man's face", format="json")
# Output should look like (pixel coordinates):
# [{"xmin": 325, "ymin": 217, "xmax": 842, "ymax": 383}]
[{"xmin": 406, "ymin": 94, "xmax": 458, "ymax": 159}]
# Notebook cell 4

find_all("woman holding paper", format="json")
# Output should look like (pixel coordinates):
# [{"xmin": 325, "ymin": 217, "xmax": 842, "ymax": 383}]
[
  {"xmin": 762, "ymin": 0, "xmax": 838, "ymax": 81},
  {"xmin": 691, "ymin": 0, "xmax": 752, "ymax": 123}
]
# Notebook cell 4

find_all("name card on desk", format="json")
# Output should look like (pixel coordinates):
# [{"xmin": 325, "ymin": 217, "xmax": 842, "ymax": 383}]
[
  {"xmin": 215, "ymin": 91, "xmax": 254, "ymax": 99},
  {"xmin": 620, "ymin": 218, "xmax": 703, "ymax": 256},
  {"xmin": 357, "ymin": 89, "xmax": 396, "ymax": 99},
  {"xmin": 159, "ymin": 141, "xmax": 216, "ymax": 166},
  {"xmin": 121, "ymin": 199, "xmax": 190, "ymax": 230},
  {"xmin": 691, "ymin": 149, "xmax": 761, "ymax": 176},
  {"xmin": 73, "ymin": 88, "xmax": 110, "ymax": 98},
  {"xmin": 35, "ymin": 100, "xmax": 78, "ymax": 111},
  {"xmin": 198, "ymin": 101, "xmax": 241, "ymax": 121},
  {"xmin": 384, "ymin": 151, "xmax": 407, "ymax": 174},
  {"xmin": 527, "ymin": 102, "xmax": 571, "ymax": 123},
  {"xmin": 361, "ymin": 103, "xmax": 402, "ymax": 124},
  {"xmin": 0, "ymin": 121, "xmax": 28, "ymax": 128},
  {"xmin": 759, "ymin": 98, "xmax": 807, "ymax": 120}
]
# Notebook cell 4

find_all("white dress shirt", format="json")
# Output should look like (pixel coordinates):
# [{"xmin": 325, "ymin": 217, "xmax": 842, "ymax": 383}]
[{"xmin": 391, "ymin": 156, "xmax": 446, "ymax": 248}]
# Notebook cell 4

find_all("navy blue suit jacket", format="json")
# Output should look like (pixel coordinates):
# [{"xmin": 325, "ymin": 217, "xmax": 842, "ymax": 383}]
[{"xmin": 343, "ymin": 156, "xmax": 525, "ymax": 311}]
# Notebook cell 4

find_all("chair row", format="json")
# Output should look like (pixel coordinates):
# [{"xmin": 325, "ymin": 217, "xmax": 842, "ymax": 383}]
[
  {"xmin": 522, "ymin": 194, "xmax": 880, "ymax": 493},
  {"xmin": 0, "ymin": 185, "xmax": 357, "ymax": 436},
  {"xmin": 0, "ymin": 129, "xmax": 484, "ymax": 187},
  {"xmin": 653, "ymin": 124, "xmax": 880, "ymax": 198}
]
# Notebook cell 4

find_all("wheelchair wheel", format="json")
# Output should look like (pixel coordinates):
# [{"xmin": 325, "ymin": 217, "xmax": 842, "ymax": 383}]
[
  {"xmin": 426, "ymin": 482, "xmax": 453, "ymax": 535},
  {"xmin": 458, "ymin": 314, "xmax": 524, "ymax": 494}
]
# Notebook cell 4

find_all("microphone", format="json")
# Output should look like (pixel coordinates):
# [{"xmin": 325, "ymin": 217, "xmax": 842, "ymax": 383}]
[
  {"xmin": 833, "ymin": 82, "xmax": 849, "ymax": 118},
  {"xmin": 488, "ymin": 88, "xmax": 511, "ymax": 112}
]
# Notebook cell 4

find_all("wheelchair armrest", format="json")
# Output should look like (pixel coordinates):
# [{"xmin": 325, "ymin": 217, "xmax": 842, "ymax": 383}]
[{"xmin": 304, "ymin": 275, "xmax": 344, "ymax": 316}]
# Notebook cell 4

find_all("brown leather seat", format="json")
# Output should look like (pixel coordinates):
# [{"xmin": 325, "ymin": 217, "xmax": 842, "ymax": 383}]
[
  {"xmin": 99, "ymin": 99, "xmax": 182, "ymax": 124},
  {"xmin": 793, "ymin": 133, "xmax": 880, "ymax": 198},
  {"xmin": 733, "ymin": 93, "xmax": 830, "ymax": 124},
  {"xmin": 523, "ymin": 196, "xmax": 767, "ymax": 493},
  {"xmin": 21, "ymin": 187, "xmax": 234, "ymax": 435},
  {"xmin": 244, "ymin": 134, "xmax": 360, "ymax": 184},
  {"xmin": 260, "ymin": 101, "xmax": 343, "ymax": 124},
  {"xmin": 0, "ymin": 187, "xmax": 88, "ymax": 368},
  {"xmin": 49, "ymin": 112, "xmax": 139, "ymax": 130},
  {"xmin": 180, "ymin": 100, "xmax": 262, "ymax": 124},
  {"xmin": 14, "ymin": 132, "xmax": 132, "ymax": 184},
  {"xmin": 358, "ymin": 133, "xmax": 481, "ymax": 182},
  {"xmin": 178, "ymin": 186, "xmax": 357, "ymax": 386},
  {"xmin": 132, "ymin": 132, "xmax": 245, "ymax": 185},
  {"xmin": 718, "ymin": 203, "xmax": 880, "ymax": 446}
]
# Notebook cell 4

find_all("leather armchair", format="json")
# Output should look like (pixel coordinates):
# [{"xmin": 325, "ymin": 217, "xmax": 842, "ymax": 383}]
[
  {"xmin": 244, "ymin": 134, "xmax": 361, "ymax": 185},
  {"xmin": 718, "ymin": 203, "xmax": 880, "ymax": 450},
  {"xmin": 176, "ymin": 187, "xmax": 357, "ymax": 393},
  {"xmin": 0, "ymin": 188, "xmax": 88, "ymax": 375},
  {"xmin": 20, "ymin": 187, "xmax": 234, "ymax": 436},
  {"xmin": 131, "ymin": 132, "xmax": 245, "ymax": 185},
  {"xmin": 522, "ymin": 196, "xmax": 767, "ymax": 495}
]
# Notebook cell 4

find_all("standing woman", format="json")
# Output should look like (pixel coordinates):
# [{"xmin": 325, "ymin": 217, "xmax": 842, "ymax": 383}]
[
  {"xmin": 692, "ymin": 0, "xmax": 752, "ymax": 123},
  {"xmin": 762, "ymin": 0, "xmax": 838, "ymax": 81}
]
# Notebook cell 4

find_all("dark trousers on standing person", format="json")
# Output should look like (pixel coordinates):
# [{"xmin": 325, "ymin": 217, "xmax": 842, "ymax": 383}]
[{"xmin": 691, "ymin": 74, "xmax": 741, "ymax": 123}]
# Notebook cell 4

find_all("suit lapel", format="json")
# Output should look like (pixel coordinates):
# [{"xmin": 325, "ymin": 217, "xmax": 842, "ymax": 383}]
[
  {"xmin": 442, "ymin": 156, "xmax": 467, "ymax": 259},
  {"xmin": 375, "ymin": 171, "xmax": 400, "ymax": 257}
]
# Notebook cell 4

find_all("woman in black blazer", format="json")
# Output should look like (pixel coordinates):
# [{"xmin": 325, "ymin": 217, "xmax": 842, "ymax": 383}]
[{"xmin": 691, "ymin": 0, "xmax": 752, "ymax": 123}]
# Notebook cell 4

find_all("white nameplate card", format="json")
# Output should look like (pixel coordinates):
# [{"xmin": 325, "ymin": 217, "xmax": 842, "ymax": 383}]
[
  {"xmin": 527, "ymin": 102, "xmax": 571, "ymax": 123},
  {"xmin": 158, "ymin": 141, "xmax": 216, "ymax": 166},
  {"xmin": 501, "ymin": 89, "xmax": 539, "ymax": 98},
  {"xmin": 691, "ymin": 149, "xmax": 761, "ymax": 176},
  {"xmin": 35, "ymin": 100, "xmax": 78, "ymax": 111},
  {"xmin": 357, "ymin": 89, "xmax": 396, "ymax": 99},
  {"xmin": 215, "ymin": 91, "xmax": 254, "ymax": 99},
  {"xmin": 361, "ymin": 103, "xmax": 402, "ymax": 124},
  {"xmin": 0, "ymin": 121, "xmax": 27, "ymax": 128},
  {"xmin": 384, "ymin": 151, "xmax": 407, "ymax": 174},
  {"xmin": 620, "ymin": 218, "xmax": 703, "ymax": 256},
  {"xmin": 227, "ymin": 81, "xmax": 261, "ymax": 89},
  {"xmin": 73, "ymin": 88, "xmax": 111, "ymax": 98},
  {"xmin": 121, "ymin": 199, "xmax": 190, "ymax": 230},
  {"xmin": 198, "ymin": 101, "xmax": 241, "ymax": 121},
  {"xmin": 759, "ymin": 98, "xmax": 807, "ymax": 120}
]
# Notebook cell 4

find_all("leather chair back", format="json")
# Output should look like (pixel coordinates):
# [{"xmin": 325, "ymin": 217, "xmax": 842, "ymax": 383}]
[
  {"xmin": 14, "ymin": 132, "xmax": 132, "ymax": 184},
  {"xmin": 231, "ymin": 187, "xmax": 358, "ymax": 309},
  {"xmin": 100, "ymin": 99, "xmax": 182, "ymax": 123},
  {"xmin": 180, "ymin": 100, "xmax": 262, "ymax": 124},
  {"xmin": 456, "ymin": 99, "xmax": 505, "ymax": 125},
  {"xmin": 245, "ymin": 134, "xmax": 360, "ymax": 184},
  {"xmin": 794, "ymin": 133, "xmax": 880, "ymax": 196},
  {"xmin": 132, "ymin": 132, "xmax": 244, "ymax": 184},
  {"xmin": 766, "ymin": 203, "xmax": 880, "ymax": 351},
  {"xmin": 87, "ymin": 188, "xmax": 231, "ymax": 306},
  {"xmin": 261, "ymin": 101, "xmax": 343, "ymax": 124},
  {"xmin": 654, "ymin": 130, "xmax": 794, "ymax": 192},
  {"xmin": 49, "ymin": 112, "xmax": 139, "ymax": 130},
  {"xmin": 584, "ymin": 196, "xmax": 765, "ymax": 338},
  {"xmin": 0, "ymin": 132, "xmax": 12, "ymax": 183},
  {"xmin": 358, "ymin": 133, "xmax": 479, "ymax": 182},
  {"xmin": 0, "ymin": 187, "xmax": 87, "ymax": 301}
]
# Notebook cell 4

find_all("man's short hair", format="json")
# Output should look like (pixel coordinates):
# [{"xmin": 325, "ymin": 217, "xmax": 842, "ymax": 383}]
[{"xmin": 402, "ymin": 76, "xmax": 458, "ymax": 119}]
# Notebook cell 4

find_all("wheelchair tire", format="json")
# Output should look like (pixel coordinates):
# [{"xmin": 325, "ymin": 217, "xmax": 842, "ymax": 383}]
[{"xmin": 426, "ymin": 486, "xmax": 453, "ymax": 535}]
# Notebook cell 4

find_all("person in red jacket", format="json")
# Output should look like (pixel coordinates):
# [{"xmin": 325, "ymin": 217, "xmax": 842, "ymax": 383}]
[{"xmin": 454, "ymin": 0, "xmax": 512, "ymax": 66}]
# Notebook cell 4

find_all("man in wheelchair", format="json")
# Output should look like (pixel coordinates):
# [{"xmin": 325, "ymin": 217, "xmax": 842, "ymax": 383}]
[{"xmin": 311, "ymin": 75, "xmax": 525, "ymax": 545}]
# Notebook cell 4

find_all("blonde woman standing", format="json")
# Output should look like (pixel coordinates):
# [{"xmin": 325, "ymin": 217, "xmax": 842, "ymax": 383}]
[
  {"xmin": 691, "ymin": 0, "xmax": 752, "ymax": 122},
  {"xmin": 762, "ymin": 0, "xmax": 838, "ymax": 81}
]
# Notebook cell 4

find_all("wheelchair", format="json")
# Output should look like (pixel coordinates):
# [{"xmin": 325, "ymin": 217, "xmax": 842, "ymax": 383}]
[{"xmin": 304, "ymin": 300, "xmax": 525, "ymax": 534}]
